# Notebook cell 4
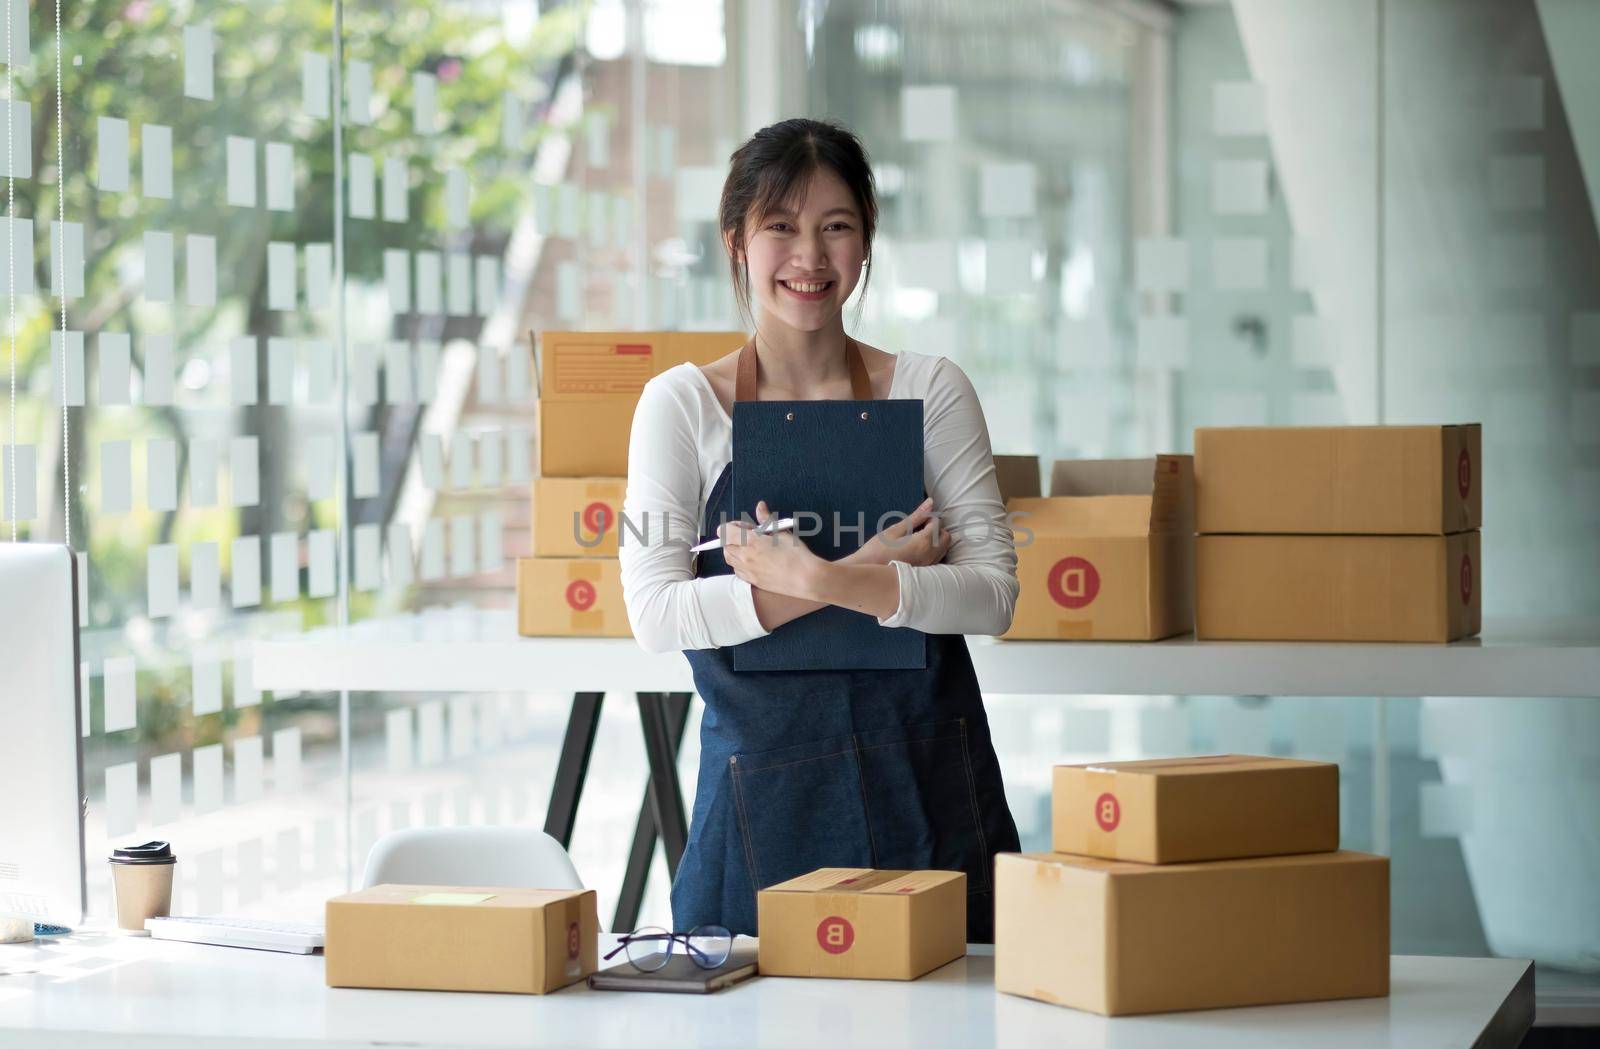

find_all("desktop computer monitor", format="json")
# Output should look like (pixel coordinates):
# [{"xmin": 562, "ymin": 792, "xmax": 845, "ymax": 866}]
[{"xmin": 0, "ymin": 542, "xmax": 86, "ymax": 927}]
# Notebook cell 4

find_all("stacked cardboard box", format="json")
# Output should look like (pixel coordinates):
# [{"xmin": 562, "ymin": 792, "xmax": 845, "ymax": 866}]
[
  {"xmin": 1194, "ymin": 425, "xmax": 1482, "ymax": 642},
  {"xmin": 1002, "ymin": 455, "xmax": 1195, "ymax": 641},
  {"xmin": 995, "ymin": 755, "xmax": 1390, "ymax": 1016},
  {"xmin": 516, "ymin": 331, "xmax": 745, "ymax": 637}
]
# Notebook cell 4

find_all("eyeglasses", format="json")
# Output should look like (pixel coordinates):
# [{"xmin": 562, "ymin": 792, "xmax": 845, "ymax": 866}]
[{"xmin": 603, "ymin": 924, "xmax": 733, "ymax": 972}]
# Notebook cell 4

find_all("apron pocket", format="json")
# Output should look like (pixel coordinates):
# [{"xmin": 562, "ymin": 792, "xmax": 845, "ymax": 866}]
[
  {"xmin": 729, "ymin": 733, "xmax": 875, "ymax": 893},
  {"xmin": 855, "ymin": 718, "xmax": 991, "ymax": 893}
]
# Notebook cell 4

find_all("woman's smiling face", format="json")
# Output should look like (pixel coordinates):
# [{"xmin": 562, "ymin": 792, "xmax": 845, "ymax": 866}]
[{"xmin": 737, "ymin": 167, "xmax": 866, "ymax": 334}]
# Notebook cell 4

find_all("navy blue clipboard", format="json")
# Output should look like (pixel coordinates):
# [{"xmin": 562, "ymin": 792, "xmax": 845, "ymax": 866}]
[{"xmin": 729, "ymin": 397, "xmax": 928, "ymax": 671}]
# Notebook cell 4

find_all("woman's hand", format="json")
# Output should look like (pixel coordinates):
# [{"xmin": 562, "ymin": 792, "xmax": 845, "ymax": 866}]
[
  {"xmin": 720, "ymin": 500, "xmax": 827, "ymax": 600},
  {"xmin": 853, "ymin": 498, "xmax": 951, "ymax": 568}
]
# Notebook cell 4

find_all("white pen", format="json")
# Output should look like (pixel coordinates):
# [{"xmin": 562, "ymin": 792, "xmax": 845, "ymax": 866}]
[{"xmin": 690, "ymin": 517, "xmax": 799, "ymax": 553}]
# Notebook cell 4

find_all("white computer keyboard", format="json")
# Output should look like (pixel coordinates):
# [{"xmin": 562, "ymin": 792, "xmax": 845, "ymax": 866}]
[{"xmin": 144, "ymin": 915, "xmax": 325, "ymax": 954}]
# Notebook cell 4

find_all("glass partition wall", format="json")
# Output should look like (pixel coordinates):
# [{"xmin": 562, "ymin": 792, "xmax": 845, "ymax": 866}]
[{"xmin": 2, "ymin": 0, "xmax": 1595, "ymax": 1011}]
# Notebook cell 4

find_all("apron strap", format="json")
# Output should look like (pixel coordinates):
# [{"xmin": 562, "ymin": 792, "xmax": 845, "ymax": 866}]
[{"xmin": 735, "ymin": 336, "xmax": 874, "ymax": 403}]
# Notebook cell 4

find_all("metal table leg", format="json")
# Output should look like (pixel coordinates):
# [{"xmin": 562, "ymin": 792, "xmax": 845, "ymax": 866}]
[
  {"xmin": 612, "ymin": 692, "xmax": 691, "ymax": 931},
  {"xmin": 543, "ymin": 692, "xmax": 604, "ymax": 849}
]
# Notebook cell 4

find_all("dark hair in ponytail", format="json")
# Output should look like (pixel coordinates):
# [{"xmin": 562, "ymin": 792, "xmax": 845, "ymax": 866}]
[{"xmin": 719, "ymin": 118, "xmax": 878, "ymax": 324}]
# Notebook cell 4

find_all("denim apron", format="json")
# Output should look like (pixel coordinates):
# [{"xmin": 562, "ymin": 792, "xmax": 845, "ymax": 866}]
[{"xmin": 671, "ymin": 339, "xmax": 1021, "ymax": 943}]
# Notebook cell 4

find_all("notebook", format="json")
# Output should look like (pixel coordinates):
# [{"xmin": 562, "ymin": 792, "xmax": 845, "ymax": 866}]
[{"xmin": 586, "ymin": 942, "xmax": 759, "ymax": 994}]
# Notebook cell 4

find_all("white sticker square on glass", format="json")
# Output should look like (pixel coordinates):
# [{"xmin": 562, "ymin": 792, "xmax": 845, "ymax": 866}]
[
  {"xmin": 897, "ymin": 240, "xmax": 958, "ymax": 293},
  {"xmin": 149, "ymin": 753, "xmax": 180, "ymax": 826},
  {"xmin": 233, "ymin": 644, "xmax": 260, "ymax": 708},
  {"xmin": 674, "ymin": 168, "xmax": 721, "ymax": 223},
  {"xmin": 506, "ymin": 425, "xmax": 531, "ymax": 483},
  {"xmin": 350, "ymin": 342, "xmax": 378, "ymax": 406},
  {"xmin": 345, "ymin": 59, "xmax": 372, "ymax": 124},
  {"xmin": 104, "ymin": 656, "xmax": 137, "ymax": 733},
  {"xmin": 305, "ymin": 433, "xmax": 335, "ymax": 501},
  {"xmin": 100, "ymin": 440, "xmax": 131, "ymax": 513},
  {"xmin": 302, "ymin": 52, "xmax": 330, "ymax": 118},
  {"xmin": 612, "ymin": 195, "xmax": 631, "ymax": 251},
  {"xmin": 192, "ymin": 647, "xmax": 223, "ymax": 715},
  {"xmin": 653, "ymin": 125, "xmax": 677, "ymax": 179},
  {"xmin": 450, "ymin": 515, "xmax": 476, "ymax": 578},
  {"xmin": 414, "ymin": 72, "xmax": 438, "ymax": 134},
  {"xmin": 51, "ymin": 221, "xmax": 85, "ymax": 299},
  {"xmin": 2, "ymin": 443, "xmax": 36, "ymax": 521},
  {"xmin": 449, "ymin": 432, "xmax": 474, "ymax": 490},
  {"xmin": 383, "ymin": 249, "xmax": 410, "ymax": 313},
  {"xmin": 585, "ymin": 190, "xmax": 609, "ymax": 248},
  {"xmin": 305, "ymin": 339, "xmax": 333, "ymax": 403},
  {"xmin": 270, "ymin": 532, "xmax": 299, "ymax": 602},
  {"xmin": 980, "ymin": 164, "xmax": 1035, "ymax": 219},
  {"xmin": 418, "ymin": 701, "xmax": 445, "ymax": 765},
  {"xmin": 478, "ymin": 429, "xmax": 502, "ymax": 486},
  {"xmin": 0, "ymin": 216, "xmax": 32, "ymax": 296},
  {"xmin": 1212, "ymin": 159, "xmax": 1269, "ymax": 215},
  {"xmin": 104, "ymin": 762, "xmax": 137, "ymax": 838},
  {"xmin": 1291, "ymin": 239, "xmax": 1320, "ymax": 291},
  {"xmin": 1291, "ymin": 393, "xmax": 1344, "ymax": 425},
  {"xmin": 146, "ymin": 437, "xmax": 177, "ymax": 511},
  {"xmin": 1491, "ymin": 75, "xmax": 1542, "ymax": 131},
  {"xmin": 1212, "ymin": 81, "xmax": 1266, "ymax": 137},
  {"xmin": 189, "ymin": 438, "xmax": 218, "ymax": 506},
  {"xmin": 231, "ymin": 435, "xmax": 260, "ymax": 507},
  {"xmin": 190, "ymin": 541, "xmax": 220, "ymax": 609},
  {"xmin": 419, "ymin": 432, "xmax": 444, "ymax": 489},
  {"xmin": 479, "ymin": 511, "xmax": 504, "ymax": 573},
  {"xmin": 1489, "ymin": 155, "xmax": 1544, "ymax": 212},
  {"xmin": 3, "ymin": 0, "xmax": 29, "ymax": 67},
  {"xmin": 186, "ymin": 233, "xmax": 216, "ymax": 307},
  {"xmin": 475, "ymin": 255, "xmax": 500, "ymax": 316},
  {"xmin": 231, "ymin": 535, "xmax": 261, "ymax": 608},
  {"xmin": 230, "ymin": 336, "xmax": 258, "ymax": 405},
  {"xmin": 416, "ymin": 341, "xmax": 440, "ymax": 403},
  {"xmin": 445, "ymin": 168, "xmax": 469, "ymax": 229},
  {"xmin": 141, "ymin": 123, "xmax": 171, "ymax": 198},
  {"xmin": 386, "ymin": 709, "xmax": 414, "ymax": 772},
  {"xmin": 383, "ymin": 342, "xmax": 413, "ymax": 404},
  {"xmin": 143, "ymin": 230, "xmax": 174, "ymax": 302},
  {"xmin": 266, "ymin": 337, "xmax": 295, "ymax": 405},
  {"xmin": 226, "ymin": 135, "xmax": 256, "ymax": 207},
  {"xmin": 475, "ymin": 345, "xmax": 501, "ymax": 404},
  {"xmin": 505, "ymin": 344, "xmax": 530, "ymax": 401},
  {"xmin": 502, "ymin": 93, "xmax": 524, "ymax": 148},
  {"xmin": 147, "ymin": 543, "xmax": 178, "ymax": 617},
  {"xmin": 273, "ymin": 728, "xmax": 302, "ymax": 793},
  {"xmin": 234, "ymin": 735, "xmax": 263, "ymax": 804},
  {"xmin": 267, "ymin": 242, "xmax": 296, "ymax": 310},
  {"xmin": 556, "ymin": 183, "xmax": 582, "ymax": 238},
  {"xmin": 235, "ymin": 839, "xmax": 262, "ymax": 907},
  {"xmin": 1136, "ymin": 316, "xmax": 1189, "ymax": 370},
  {"xmin": 382, "ymin": 156, "xmax": 408, "ymax": 222},
  {"xmin": 420, "ymin": 519, "xmax": 446, "ymax": 581},
  {"xmin": 1213, "ymin": 238, "xmax": 1268, "ymax": 291},
  {"xmin": 348, "ymin": 152, "xmax": 375, "ymax": 219},
  {"xmin": 585, "ymin": 111, "xmax": 609, "ymax": 169},
  {"xmin": 308, "ymin": 529, "xmax": 335, "ymax": 598},
  {"xmin": 1292, "ymin": 316, "xmax": 1334, "ymax": 368},
  {"xmin": 447, "ymin": 253, "xmax": 472, "ymax": 316},
  {"xmin": 555, "ymin": 262, "xmax": 581, "ymax": 321},
  {"xmin": 986, "ymin": 240, "xmax": 1036, "ymax": 294},
  {"xmin": 902, "ymin": 85, "xmax": 957, "ymax": 142},
  {"xmin": 1572, "ymin": 312, "xmax": 1600, "ymax": 367},
  {"xmin": 387, "ymin": 522, "xmax": 414, "ymax": 587},
  {"xmin": 354, "ymin": 523, "xmax": 381, "ymax": 592},
  {"xmin": 265, "ymin": 142, "xmax": 294, "ymax": 211},
  {"xmin": 50, "ymin": 331, "xmax": 85, "ymax": 407},
  {"xmin": 141, "ymin": 334, "xmax": 174, "ymax": 406},
  {"xmin": 97, "ymin": 116, "xmax": 129, "ymax": 191},
  {"xmin": 183, "ymin": 24, "xmax": 213, "ymax": 99},
  {"xmin": 304, "ymin": 243, "xmax": 332, "ymax": 310},
  {"xmin": 415, "ymin": 251, "xmax": 442, "ymax": 314},
  {"xmin": 1135, "ymin": 237, "xmax": 1187, "ymax": 292}
]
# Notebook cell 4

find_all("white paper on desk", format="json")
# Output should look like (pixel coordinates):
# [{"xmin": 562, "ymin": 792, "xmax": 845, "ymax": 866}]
[
  {"xmin": 231, "ymin": 535, "xmax": 261, "ymax": 608},
  {"xmin": 386, "ymin": 708, "xmax": 414, "ymax": 772},
  {"xmin": 235, "ymin": 839, "xmax": 263, "ymax": 907},
  {"xmin": 97, "ymin": 115, "xmax": 129, "ymax": 191},
  {"xmin": 475, "ymin": 344, "xmax": 501, "ymax": 404},
  {"xmin": 94, "ymin": 333, "xmax": 132, "ymax": 406},
  {"xmin": 273, "ymin": 727, "xmax": 302, "ymax": 793},
  {"xmin": 104, "ymin": 762, "xmax": 137, "ymax": 837},
  {"xmin": 306, "ymin": 433, "xmax": 335, "ymax": 501},
  {"xmin": 100, "ymin": 440, "xmax": 131, "ymax": 513},
  {"xmin": 479, "ymin": 510, "xmax": 504, "ymax": 573},
  {"xmin": 267, "ymin": 241, "xmax": 296, "ymax": 310},
  {"xmin": 384, "ymin": 341, "xmax": 413, "ymax": 404},
  {"xmin": 186, "ymin": 233, "xmax": 216, "ymax": 307},
  {"xmin": 305, "ymin": 339, "xmax": 333, "ymax": 403},
  {"xmin": 418, "ymin": 700, "xmax": 445, "ymax": 765},
  {"xmin": 307, "ymin": 529, "xmax": 335, "ymax": 598},
  {"xmin": 226, "ymin": 135, "xmax": 256, "ymax": 207},
  {"xmin": 449, "ymin": 431, "xmax": 474, "ymax": 490},
  {"xmin": 387, "ymin": 522, "xmax": 414, "ymax": 588},
  {"xmin": 149, "ymin": 753, "xmax": 181, "ymax": 826},
  {"xmin": 353, "ymin": 430, "xmax": 380, "ymax": 499},
  {"xmin": 234, "ymin": 436, "xmax": 263, "ymax": 506},
  {"xmin": 142, "ymin": 122, "xmax": 172, "ymax": 198},
  {"xmin": 447, "ymin": 252, "xmax": 472, "ymax": 316},
  {"xmin": 270, "ymin": 532, "xmax": 299, "ymax": 603},
  {"xmin": 146, "ymin": 437, "xmax": 177, "ymax": 511},
  {"xmin": 305, "ymin": 242, "xmax": 332, "ymax": 310},
  {"xmin": 230, "ymin": 336, "xmax": 259, "ymax": 405},
  {"xmin": 414, "ymin": 71, "xmax": 438, "ymax": 135},
  {"xmin": 383, "ymin": 249, "xmax": 410, "ymax": 313},
  {"xmin": 902, "ymin": 85, "xmax": 957, "ymax": 142},
  {"xmin": 144, "ymin": 230, "xmax": 174, "ymax": 302},
  {"xmin": 192, "ymin": 647, "xmax": 223, "ymax": 716},
  {"xmin": 350, "ymin": 342, "xmax": 378, "ymax": 407},
  {"xmin": 354, "ymin": 522, "xmax": 381, "ymax": 592},
  {"xmin": 50, "ymin": 331, "xmax": 85, "ymax": 407},
  {"xmin": 183, "ymin": 24, "xmax": 213, "ymax": 100},
  {"xmin": 448, "ymin": 695, "xmax": 475, "ymax": 760},
  {"xmin": 348, "ymin": 152, "xmax": 375, "ymax": 219},
  {"xmin": 189, "ymin": 437, "xmax": 218, "ymax": 507},
  {"xmin": 476, "ymin": 255, "xmax": 500, "ymax": 316},
  {"xmin": 234, "ymin": 734, "xmax": 263, "ymax": 804},
  {"xmin": 141, "ymin": 334, "xmax": 174, "ymax": 406},
  {"xmin": 383, "ymin": 155, "xmax": 408, "ymax": 222},
  {"xmin": 346, "ymin": 59, "xmax": 372, "ymax": 125},
  {"xmin": 51, "ymin": 220, "xmax": 85, "ymax": 299},
  {"xmin": 190, "ymin": 540, "xmax": 220, "ymax": 609},
  {"xmin": 419, "ymin": 432, "xmax": 444, "ymax": 489},
  {"xmin": 302, "ymin": 52, "xmax": 330, "ymax": 118},
  {"xmin": 420, "ymin": 518, "xmax": 445, "ymax": 581},
  {"xmin": 1213, "ymin": 237, "xmax": 1268, "ymax": 291},
  {"xmin": 450, "ymin": 514, "xmax": 476, "ymax": 578},
  {"xmin": 0, "ymin": 215, "xmax": 32, "ymax": 296},
  {"xmin": 265, "ymin": 141, "xmax": 295, "ymax": 212},
  {"xmin": 2, "ymin": 442, "xmax": 36, "ymax": 521},
  {"xmin": 506, "ymin": 425, "xmax": 530, "ymax": 483},
  {"xmin": 416, "ymin": 340, "xmax": 439, "ymax": 403},
  {"xmin": 415, "ymin": 251, "xmax": 442, "ymax": 314},
  {"xmin": 478, "ymin": 429, "xmax": 502, "ymax": 486},
  {"xmin": 266, "ymin": 337, "xmax": 295, "ymax": 405},
  {"xmin": 104, "ymin": 656, "xmax": 137, "ymax": 733},
  {"xmin": 446, "ymin": 168, "xmax": 469, "ymax": 228},
  {"xmin": 233, "ymin": 643, "xmax": 260, "ymax": 708},
  {"xmin": 980, "ymin": 163, "xmax": 1036, "ymax": 219}
]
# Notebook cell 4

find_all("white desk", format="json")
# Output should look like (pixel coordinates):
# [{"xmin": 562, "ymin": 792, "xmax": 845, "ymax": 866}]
[{"xmin": 0, "ymin": 933, "xmax": 1533, "ymax": 1049}]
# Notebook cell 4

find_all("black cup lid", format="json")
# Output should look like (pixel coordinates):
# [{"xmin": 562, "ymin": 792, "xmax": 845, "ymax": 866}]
[{"xmin": 110, "ymin": 840, "xmax": 175, "ymax": 864}]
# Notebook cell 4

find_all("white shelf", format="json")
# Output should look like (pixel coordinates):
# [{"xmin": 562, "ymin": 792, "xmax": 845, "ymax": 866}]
[{"xmin": 253, "ymin": 609, "xmax": 1600, "ymax": 699}]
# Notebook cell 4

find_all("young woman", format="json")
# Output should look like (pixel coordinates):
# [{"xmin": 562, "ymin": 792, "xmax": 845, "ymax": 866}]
[{"xmin": 620, "ymin": 118, "xmax": 1020, "ymax": 943}]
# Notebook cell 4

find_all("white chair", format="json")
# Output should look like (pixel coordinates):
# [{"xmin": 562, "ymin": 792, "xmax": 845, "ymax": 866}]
[{"xmin": 360, "ymin": 826, "xmax": 584, "ymax": 891}]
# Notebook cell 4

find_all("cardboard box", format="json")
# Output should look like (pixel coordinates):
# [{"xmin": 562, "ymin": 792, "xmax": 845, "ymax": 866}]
[
  {"xmin": 532, "ymin": 477, "xmax": 626, "ymax": 558},
  {"xmin": 995, "ymin": 851, "xmax": 1389, "ymax": 1016},
  {"xmin": 516, "ymin": 557, "xmax": 629, "ymax": 637},
  {"xmin": 325, "ymin": 884, "xmax": 598, "ymax": 994},
  {"xmin": 756, "ymin": 868, "xmax": 966, "ymax": 981},
  {"xmin": 1002, "ymin": 456, "xmax": 1194, "ymax": 641},
  {"xmin": 1194, "ymin": 424, "xmax": 1481, "ymax": 535},
  {"xmin": 1052, "ymin": 755, "xmax": 1339, "ymax": 864},
  {"xmin": 1196, "ymin": 532, "xmax": 1480, "ymax": 642},
  {"xmin": 992, "ymin": 455, "xmax": 1041, "ymax": 504},
  {"xmin": 536, "ymin": 330, "xmax": 746, "ymax": 477}
]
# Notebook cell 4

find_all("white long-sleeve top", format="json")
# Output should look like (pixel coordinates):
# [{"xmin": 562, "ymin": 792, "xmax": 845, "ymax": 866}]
[{"xmin": 618, "ymin": 350, "xmax": 1019, "ymax": 655}]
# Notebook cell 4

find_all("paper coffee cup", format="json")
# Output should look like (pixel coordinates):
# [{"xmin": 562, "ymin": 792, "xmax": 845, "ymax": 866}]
[{"xmin": 109, "ymin": 841, "xmax": 177, "ymax": 933}]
